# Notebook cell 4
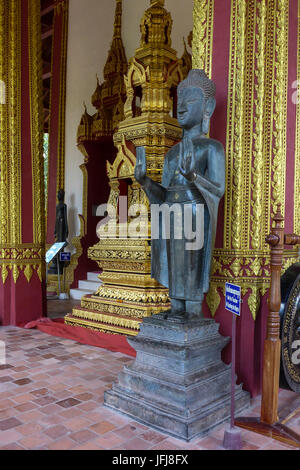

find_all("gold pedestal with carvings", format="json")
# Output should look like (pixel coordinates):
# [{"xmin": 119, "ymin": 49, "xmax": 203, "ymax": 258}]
[{"xmin": 66, "ymin": 238, "xmax": 169, "ymax": 335}]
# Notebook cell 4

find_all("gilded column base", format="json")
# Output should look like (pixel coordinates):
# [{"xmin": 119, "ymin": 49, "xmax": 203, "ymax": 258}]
[
  {"xmin": 64, "ymin": 287, "xmax": 170, "ymax": 336},
  {"xmin": 47, "ymin": 273, "xmax": 70, "ymax": 295},
  {"xmin": 65, "ymin": 307, "xmax": 141, "ymax": 336},
  {"xmin": 65, "ymin": 237, "xmax": 170, "ymax": 335}
]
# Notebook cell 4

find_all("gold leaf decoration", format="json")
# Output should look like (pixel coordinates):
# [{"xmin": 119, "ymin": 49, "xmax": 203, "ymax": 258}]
[
  {"xmin": 206, "ymin": 283, "xmax": 221, "ymax": 317},
  {"xmin": 24, "ymin": 264, "xmax": 33, "ymax": 283}
]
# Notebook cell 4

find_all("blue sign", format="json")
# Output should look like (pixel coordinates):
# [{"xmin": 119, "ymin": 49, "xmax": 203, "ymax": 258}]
[
  {"xmin": 225, "ymin": 282, "xmax": 241, "ymax": 316},
  {"xmin": 46, "ymin": 242, "xmax": 66, "ymax": 264},
  {"xmin": 60, "ymin": 252, "xmax": 71, "ymax": 262}
]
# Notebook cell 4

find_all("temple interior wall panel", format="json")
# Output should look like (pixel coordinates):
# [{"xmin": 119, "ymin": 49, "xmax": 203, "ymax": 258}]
[
  {"xmin": 64, "ymin": 0, "xmax": 194, "ymax": 247},
  {"xmin": 0, "ymin": 0, "xmax": 46, "ymax": 325}
]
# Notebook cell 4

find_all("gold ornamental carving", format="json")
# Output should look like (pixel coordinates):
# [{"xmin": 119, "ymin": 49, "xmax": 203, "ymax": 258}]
[
  {"xmin": 0, "ymin": 1, "xmax": 45, "ymax": 285},
  {"xmin": 251, "ymin": 0, "xmax": 266, "ymax": 250},
  {"xmin": 192, "ymin": 0, "xmax": 214, "ymax": 77},
  {"xmin": 294, "ymin": 0, "xmax": 300, "ymax": 235}
]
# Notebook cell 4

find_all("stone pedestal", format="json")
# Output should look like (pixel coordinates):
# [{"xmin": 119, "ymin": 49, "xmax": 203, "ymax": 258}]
[{"xmin": 104, "ymin": 313, "xmax": 250, "ymax": 441}]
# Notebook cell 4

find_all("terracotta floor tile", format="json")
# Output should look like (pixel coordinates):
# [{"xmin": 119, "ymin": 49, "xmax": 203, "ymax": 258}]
[
  {"xmin": 19, "ymin": 434, "xmax": 52, "ymax": 450},
  {"xmin": 93, "ymin": 431, "xmax": 127, "ymax": 449},
  {"xmin": 263, "ymin": 441, "xmax": 296, "ymax": 450},
  {"xmin": 129, "ymin": 420, "xmax": 150, "ymax": 432},
  {"xmin": 47, "ymin": 437, "xmax": 75, "ymax": 450},
  {"xmin": 123, "ymin": 437, "xmax": 152, "ymax": 450},
  {"xmin": 33, "ymin": 395, "xmax": 57, "ymax": 406},
  {"xmin": 74, "ymin": 392, "xmax": 94, "ymax": 402},
  {"xmin": 18, "ymin": 410, "xmax": 45, "ymax": 423},
  {"xmin": 47, "ymin": 383, "xmax": 69, "ymax": 392},
  {"xmin": 164, "ymin": 436, "xmax": 201, "ymax": 450},
  {"xmin": 59, "ymin": 408, "xmax": 84, "ymax": 419},
  {"xmin": 68, "ymin": 385, "xmax": 89, "ymax": 394},
  {"xmin": 54, "ymin": 390, "xmax": 73, "ymax": 399},
  {"xmin": 31, "ymin": 374, "xmax": 51, "ymax": 381},
  {"xmin": 150, "ymin": 441, "xmax": 183, "ymax": 451},
  {"xmin": 17, "ymin": 422, "xmax": 45, "ymax": 436},
  {"xmin": 0, "ymin": 399, "xmax": 18, "ymax": 410},
  {"xmin": 56, "ymin": 398, "xmax": 81, "ymax": 408},
  {"xmin": 13, "ymin": 402, "xmax": 37, "ymax": 413},
  {"xmin": 0, "ymin": 409, "xmax": 15, "ymax": 420},
  {"xmin": 241, "ymin": 443, "xmax": 260, "ymax": 450},
  {"xmin": 13, "ymin": 378, "xmax": 32, "ymax": 386},
  {"xmin": 12, "ymin": 394, "xmax": 35, "ymax": 404},
  {"xmin": 89, "ymin": 420, "xmax": 116, "ymax": 435},
  {"xmin": 64, "ymin": 417, "xmax": 93, "ymax": 432},
  {"xmin": 44, "ymin": 425, "xmax": 69, "ymax": 439},
  {"xmin": 0, "ymin": 364, "xmax": 14, "ymax": 370},
  {"xmin": 69, "ymin": 429, "xmax": 98, "ymax": 444},
  {"xmin": 139, "ymin": 429, "xmax": 168, "ymax": 445},
  {"xmin": 0, "ymin": 417, "xmax": 22, "ymax": 431},
  {"xmin": 105, "ymin": 412, "xmax": 132, "ymax": 427},
  {"xmin": 195, "ymin": 436, "xmax": 223, "ymax": 450},
  {"xmin": 0, "ymin": 376, "xmax": 13, "ymax": 383},
  {"xmin": 0, "ymin": 443, "xmax": 24, "ymax": 450},
  {"xmin": 242, "ymin": 430, "xmax": 277, "ymax": 447},
  {"xmin": 0, "ymin": 429, "xmax": 24, "ymax": 446},
  {"xmin": 30, "ymin": 388, "xmax": 49, "ymax": 397},
  {"xmin": 114, "ymin": 423, "xmax": 142, "ymax": 438},
  {"xmin": 77, "ymin": 401, "xmax": 99, "ymax": 411},
  {"xmin": 73, "ymin": 442, "xmax": 102, "ymax": 450}
]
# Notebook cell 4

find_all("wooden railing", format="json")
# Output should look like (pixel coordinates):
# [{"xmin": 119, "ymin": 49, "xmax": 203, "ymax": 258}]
[{"xmin": 235, "ymin": 206, "xmax": 300, "ymax": 448}]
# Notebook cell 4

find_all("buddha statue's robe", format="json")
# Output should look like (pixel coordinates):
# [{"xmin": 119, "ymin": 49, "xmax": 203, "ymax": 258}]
[{"xmin": 140, "ymin": 137, "xmax": 225, "ymax": 301}]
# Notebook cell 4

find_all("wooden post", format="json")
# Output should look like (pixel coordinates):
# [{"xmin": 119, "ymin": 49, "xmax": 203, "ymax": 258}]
[
  {"xmin": 235, "ymin": 206, "xmax": 300, "ymax": 448},
  {"xmin": 261, "ymin": 207, "xmax": 284, "ymax": 424}
]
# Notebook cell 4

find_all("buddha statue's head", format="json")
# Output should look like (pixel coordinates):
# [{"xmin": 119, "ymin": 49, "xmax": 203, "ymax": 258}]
[
  {"xmin": 177, "ymin": 69, "xmax": 216, "ymax": 135},
  {"xmin": 57, "ymin": 189, "xmax": 65, "ymax": 203}
]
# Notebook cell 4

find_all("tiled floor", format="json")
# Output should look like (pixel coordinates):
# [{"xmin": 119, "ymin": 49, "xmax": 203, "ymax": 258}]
[{"xmin": 0, "ymin": 325, "xmax": 299, "ymax": 450}]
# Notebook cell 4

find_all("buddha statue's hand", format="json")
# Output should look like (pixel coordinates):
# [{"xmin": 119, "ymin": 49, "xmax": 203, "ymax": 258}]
[
  {"xmin": 135, "ymin": 146, "xmax": 148, "ymax": 186},
  {"xmin": 179, "ymin": 137, "xmax": 197, "ymax": 182}
]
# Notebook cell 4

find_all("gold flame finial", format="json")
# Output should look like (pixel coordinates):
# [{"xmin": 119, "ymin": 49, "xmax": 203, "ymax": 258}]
[
  {"xmin": 113, "ymin": 0, "xmax": 122, "ymax": 39},
  {"xmin": 150, "ymin": 0, "xmax": 165, "ymax": 5}
]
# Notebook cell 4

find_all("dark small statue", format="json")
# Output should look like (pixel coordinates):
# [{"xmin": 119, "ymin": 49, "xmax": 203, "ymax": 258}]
[
  {"xmin": 55, "ymin": 189, "xmax": 68, "ymax": 243},
  {"xmin": 48, "ymin": 189, "xmax": 68, "ymax": 275},
  {"xmin": 135, "ymin": 69, "xmax": 225, "ymax": 318}
]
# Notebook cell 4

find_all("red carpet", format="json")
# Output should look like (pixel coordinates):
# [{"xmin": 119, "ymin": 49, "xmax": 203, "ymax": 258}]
[{"xmin": 22, "ymin": 317, "xmax": 136, "ymax": 358}]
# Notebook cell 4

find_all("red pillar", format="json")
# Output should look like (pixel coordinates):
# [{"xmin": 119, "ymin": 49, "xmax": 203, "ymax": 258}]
[{"xmin": 0, "ymin": 0, "xmax": 46, "ymax": 326}]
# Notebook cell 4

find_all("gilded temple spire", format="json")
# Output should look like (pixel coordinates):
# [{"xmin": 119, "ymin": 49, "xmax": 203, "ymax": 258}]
[
  {"xmin": 104, "ymin": 0, "xmax": 127, "ymax": 80},
  {"xmin": 113, "ymin": 0, "xmax": 122, "ymax": 39},
  {"xmin": 139, "ymin": 0, "xmax": 173, "ymax": 52},
  {"xmin": 77, "ymin": 0, "xmax": 128, "ymax": 142}
]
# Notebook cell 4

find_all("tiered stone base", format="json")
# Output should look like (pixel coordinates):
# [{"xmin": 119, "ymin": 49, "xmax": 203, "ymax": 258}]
[{"xmin": 104, "ymin": 313, "xmax": 250, "ymax": 441}]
